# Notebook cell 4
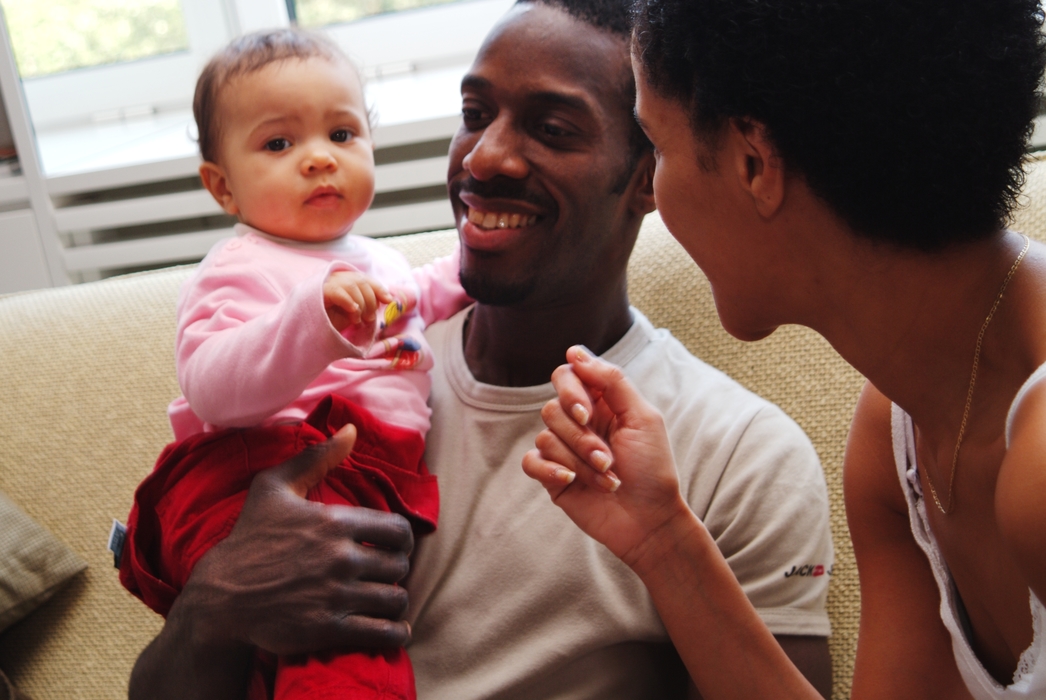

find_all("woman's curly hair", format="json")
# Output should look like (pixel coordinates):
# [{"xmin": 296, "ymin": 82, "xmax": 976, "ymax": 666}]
[{"xmin": 633, "ymin": 0, "xmax": 1046, "ymax": 250}]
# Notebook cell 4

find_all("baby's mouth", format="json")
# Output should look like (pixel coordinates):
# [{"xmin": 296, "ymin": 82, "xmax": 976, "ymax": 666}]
[{"xmin": 467, "ymin": 207, "xmax": 538, "ymax": 230}]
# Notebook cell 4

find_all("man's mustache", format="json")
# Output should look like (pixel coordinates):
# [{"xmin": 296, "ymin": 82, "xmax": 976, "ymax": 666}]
[{"xmin": 453, "ymin": 176, "xmax": 556, "ymax": 212}]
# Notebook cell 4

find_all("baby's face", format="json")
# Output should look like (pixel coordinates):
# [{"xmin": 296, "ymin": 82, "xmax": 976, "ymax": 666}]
[{"xmin": 208, "ymin": 56, "xmax": 375, "ymax": 242}]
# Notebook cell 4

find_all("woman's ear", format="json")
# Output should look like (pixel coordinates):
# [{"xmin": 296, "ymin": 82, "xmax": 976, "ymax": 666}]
[
  {"xmin": 199, "ymin": 162, "xmax": 240, "ymax": 216},
  {"xmin": 728, "ymin": 118, "xmax": 785, "ymax": 219}
]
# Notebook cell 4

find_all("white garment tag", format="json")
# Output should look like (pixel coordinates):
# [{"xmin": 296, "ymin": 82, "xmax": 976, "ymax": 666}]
[{"xmin": 108, "ymin": 519, "xmax": 127, "ymax": 569}]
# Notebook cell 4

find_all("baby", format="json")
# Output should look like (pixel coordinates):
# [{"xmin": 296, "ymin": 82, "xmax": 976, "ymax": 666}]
[{"xmin": 119, "ymin": 28, "xmax": 469, "ymax": 700}]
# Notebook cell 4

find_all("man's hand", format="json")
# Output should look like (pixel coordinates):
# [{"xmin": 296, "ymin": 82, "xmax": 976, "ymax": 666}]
[
  {"xmin": 324, "ymin": 271, "xmax": 394, "ymax": 331},
  {"xmin": 130, "ymin": 425, "xmax": 415, "ymax": 700}
]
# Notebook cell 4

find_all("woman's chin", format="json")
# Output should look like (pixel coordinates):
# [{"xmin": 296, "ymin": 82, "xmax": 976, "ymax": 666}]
[{"xmin": 712, "ymin": 299, "xmax": 780, "ymax": 342}]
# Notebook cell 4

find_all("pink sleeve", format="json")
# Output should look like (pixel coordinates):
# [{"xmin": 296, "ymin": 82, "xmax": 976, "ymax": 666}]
[
  {"xmin": 176, "ymin": 253, "xmax": 375, "ymax": 427},
  {"xmin": 411, "ymin": 244, "xmax": 472, "ymax": 326}
]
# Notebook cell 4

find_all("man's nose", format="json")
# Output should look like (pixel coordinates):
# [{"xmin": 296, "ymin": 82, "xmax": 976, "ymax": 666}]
[
  {"xmin": 301, "ymin": 144, "xmax": 338, "ymax": 174},
  {"xmin": 461, "ymin": 117, "xmax": 528, "ymax": 181}
]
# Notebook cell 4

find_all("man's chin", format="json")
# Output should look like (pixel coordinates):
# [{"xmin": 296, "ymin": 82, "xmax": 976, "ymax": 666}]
[{"xmin": 460, "ymin": 273, "xmax": 535, "ymax": 307}]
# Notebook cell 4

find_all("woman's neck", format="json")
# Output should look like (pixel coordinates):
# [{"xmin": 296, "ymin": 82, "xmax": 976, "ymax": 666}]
[{"xmin": 802, "ymin": 229, "xmax": 1041, "ymax": 439}]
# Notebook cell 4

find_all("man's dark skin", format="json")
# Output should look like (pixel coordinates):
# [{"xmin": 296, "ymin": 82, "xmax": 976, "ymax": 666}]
[{"xmin": 129, "ymin": 5, "xmax": 832, "ymax": 698}]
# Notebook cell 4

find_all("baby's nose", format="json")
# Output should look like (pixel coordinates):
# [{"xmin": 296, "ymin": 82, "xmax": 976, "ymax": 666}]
[{"xmin": 302, "ymin": 148, "xmax": 337, "ymax": 173}]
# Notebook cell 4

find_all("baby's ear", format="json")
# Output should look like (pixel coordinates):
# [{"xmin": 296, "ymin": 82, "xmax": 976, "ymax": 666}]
[{"xmin": 199, "ymin": 162, "xmax": 240, "ymax": 216}]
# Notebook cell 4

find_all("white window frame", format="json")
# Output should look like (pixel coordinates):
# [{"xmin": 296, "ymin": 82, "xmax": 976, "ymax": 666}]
[
  {"xmin": 316, "ymin": 0, "xmax": 512, "ymax": 73},
  {"xmin": 16, "ymin": 0, "xmax": 511, "ymax": 134},
  {"xmin": 18, "ymin": 0, "xmax": 234, "ymax": 131}
]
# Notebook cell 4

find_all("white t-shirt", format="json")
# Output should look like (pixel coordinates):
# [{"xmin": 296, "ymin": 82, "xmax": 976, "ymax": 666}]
[{"xmin": 406, "ymin": 308, "xmax": 834, "ymax": 700}]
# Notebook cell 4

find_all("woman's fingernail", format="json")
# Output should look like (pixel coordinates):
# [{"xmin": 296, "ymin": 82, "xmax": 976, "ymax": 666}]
[
  {"xmin": 573, "ymin": 345, "xmax": 591, "ymax": 362},
  {"xmin": 596, "ymin": 471, "xmax": 621, "ymax": 492},
  {"xmin": 571, "ymin": 404, "xmax": 590, "ymax": 426},
  {"xmin": 591, "ymin": 450, "xmax": 612, "ymax": 473},
  {"xmin": 555, "ymin": 468, "xmax": 576, "ymax": 484}
]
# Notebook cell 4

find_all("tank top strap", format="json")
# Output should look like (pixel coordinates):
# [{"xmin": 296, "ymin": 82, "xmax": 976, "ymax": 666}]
[{"xmin": 1005, "ymin": 361, "xmax": 1046, "ymax": 448}]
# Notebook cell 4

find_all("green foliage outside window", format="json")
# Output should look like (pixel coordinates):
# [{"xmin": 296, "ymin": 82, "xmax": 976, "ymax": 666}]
[
  {"xmin": 1, "ymin": 0, "xmax": 188, "ymax": 78},
  {"xmin": 295, "ymin": 0, "xmax": 463, "ymax": 27}
]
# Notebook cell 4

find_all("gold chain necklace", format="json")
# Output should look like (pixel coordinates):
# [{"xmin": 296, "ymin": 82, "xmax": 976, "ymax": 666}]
[{"xmin": 926, "ymin": 234, "xmax": 1031, "ymax": 515}]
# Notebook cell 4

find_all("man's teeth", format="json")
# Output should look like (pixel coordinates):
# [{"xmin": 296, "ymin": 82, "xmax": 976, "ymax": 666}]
[{"xmin": 467, "ymin": 208, "xmax": 537, "ymax": 230}]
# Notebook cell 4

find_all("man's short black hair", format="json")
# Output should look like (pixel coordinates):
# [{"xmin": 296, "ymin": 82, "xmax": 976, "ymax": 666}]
[
  {"xmin": 633, "ymin": 0, "xmax": 1046, "ymax": 250},
  {"xmin": 517, "ymin": 0, "xmax": 652, "ymax": 190},
  {"xmin": 520, "ymin": 0, "xmax": 633, "ymax": 37}
]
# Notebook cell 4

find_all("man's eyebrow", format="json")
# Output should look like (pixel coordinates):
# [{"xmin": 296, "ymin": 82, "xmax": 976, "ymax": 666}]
[
  {"xmin": 461, "ymin": 75, "xmax": 491, "ymax": 91},
  {"xmin": 459, "ymin": 76, "xmax": 592, "ymax": 113},
  {"xmin": 531, "ymin": 91, "xmax": 590, "ymax": 112}
]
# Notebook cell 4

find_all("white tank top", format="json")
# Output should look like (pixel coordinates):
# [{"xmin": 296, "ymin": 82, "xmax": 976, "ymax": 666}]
[{"xmin": 891, "ymin": 362, "xmax": 1046, "ymax": 699}]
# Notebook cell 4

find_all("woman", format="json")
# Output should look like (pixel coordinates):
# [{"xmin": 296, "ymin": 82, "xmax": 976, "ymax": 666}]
[{"xmin": 522, "ymin": 1, "xmax": 1046, "ymax": 698}]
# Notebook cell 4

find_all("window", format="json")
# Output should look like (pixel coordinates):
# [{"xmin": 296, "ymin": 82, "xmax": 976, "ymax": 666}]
[
  {"xmin": 1, "ymin": 0, "xmax": 230, "ymax": 131},
  {"xmin": 307, "ymin": 0, "xmax": 511, "ymax": 76},
  {"xmin": 294, "ymin": 0, "xmax": 463, "ymax": 27},
  {"xmin": 1, "ymin": 0, "xmax": 189, "ymax": 78}
]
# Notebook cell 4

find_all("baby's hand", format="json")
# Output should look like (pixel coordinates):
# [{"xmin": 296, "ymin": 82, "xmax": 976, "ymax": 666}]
[{"xmin": 324, "ymin": 271, "xmax": 394, "ymax": 332}]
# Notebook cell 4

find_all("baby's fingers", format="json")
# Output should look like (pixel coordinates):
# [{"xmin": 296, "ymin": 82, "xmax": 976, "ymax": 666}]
[
  {"xmin": 356, "ymin": 282, "xmax": 380, "ymax": 323},
  {"xmin": 324, "ymin": 287, "xmax": 362, "ymax": 329}
]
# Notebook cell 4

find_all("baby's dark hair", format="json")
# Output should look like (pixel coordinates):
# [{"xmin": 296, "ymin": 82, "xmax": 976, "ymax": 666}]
[
  {"xmin": 194, "ymin": 28, "xmax": 360, "ymax": 164},
  {"xmin": 516, "ymin": 0, "xmax": 653, "ymax": 188},
  {"xmin": 633, "ymin": 0, "xmax": 1046, "ymax": 250}
]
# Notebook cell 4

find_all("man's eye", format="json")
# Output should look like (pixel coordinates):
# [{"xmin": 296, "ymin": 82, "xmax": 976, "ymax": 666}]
[
  {"xmin": 540, "ymin": 122, "xmax": 570, "ymax": 138},
  {"xmin": 462, "ymin": 107, "xmax": 484, "ymax": 123},
  {"xmin": 264, "ymin": 138, "xmax": 290, "ymax": 152},
  {"xmin": 331, "ymin": 129, "xmax": 352, "ymax": 143}
]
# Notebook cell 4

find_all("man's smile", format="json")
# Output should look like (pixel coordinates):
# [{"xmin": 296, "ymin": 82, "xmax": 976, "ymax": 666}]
[{"xmin": 466, "ymin": 207, "xmax": 538, "ymax": 230}]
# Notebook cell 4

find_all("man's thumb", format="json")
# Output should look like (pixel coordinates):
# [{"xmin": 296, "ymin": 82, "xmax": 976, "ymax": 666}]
[{"xmin": 270, "ymin": 423, "xmax": 357, "ymax": 499}]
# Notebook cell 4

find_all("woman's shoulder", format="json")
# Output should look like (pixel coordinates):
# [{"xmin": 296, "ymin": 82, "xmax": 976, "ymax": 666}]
[
  {"xmin": 996, "ymin": 370, "xmax": 1046, "ymax": 600},
  {"xmin": 844, "ymin": 382, "xmax": 909, "ymax": 524}
]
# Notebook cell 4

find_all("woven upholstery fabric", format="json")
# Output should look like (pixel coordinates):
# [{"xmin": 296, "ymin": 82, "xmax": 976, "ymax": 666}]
[
  {"xmin": 0, "ymin": 152, "xmax": 1043, "ymax": 700},
  {"xmin": 0, "ymin": 268, "xmax": 190, "ymax": 699},
  {"xmin": 0, "ymin": 490, "xmax": 86, "ymax": 634}
]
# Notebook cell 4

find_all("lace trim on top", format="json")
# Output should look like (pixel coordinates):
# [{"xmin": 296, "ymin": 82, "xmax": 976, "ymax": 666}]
[{"xmin": 893, "ymin": 404, "xmax": 1045, "ymax": 697}]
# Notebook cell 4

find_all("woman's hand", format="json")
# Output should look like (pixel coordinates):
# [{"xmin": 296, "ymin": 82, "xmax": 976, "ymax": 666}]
[{"xmin": 522, "ymin": 345, "xmax": 692, "ymax": 568}]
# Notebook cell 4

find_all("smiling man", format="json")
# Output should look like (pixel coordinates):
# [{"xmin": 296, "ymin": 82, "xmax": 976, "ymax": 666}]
[
  {"xmin": 401, "ymin": 2, "xmax": 834, "ymax": 697},
  {"xmin": 130, "ymin": 1, "xmax": 834, "ymax": 698}
]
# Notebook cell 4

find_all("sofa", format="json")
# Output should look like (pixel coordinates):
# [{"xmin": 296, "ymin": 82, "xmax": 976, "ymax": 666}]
[{"xmin": 1, "ymin": 154, "xmax": 1045, "ymax": 700}]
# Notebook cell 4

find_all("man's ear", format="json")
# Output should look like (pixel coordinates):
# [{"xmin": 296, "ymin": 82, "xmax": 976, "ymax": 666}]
[
  {"xmin": 199, "ymin": 162, "xmax": 240, "ymax": 216},
  {"xmin": 626, "ymin": 150, "xmax": 657, "ymax": 218},
  {"xmin": 728, "ymin": 118, "xmax": 785, "ymax": 219}
]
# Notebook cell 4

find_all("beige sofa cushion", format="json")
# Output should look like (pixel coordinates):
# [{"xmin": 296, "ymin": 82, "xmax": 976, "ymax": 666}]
[{"xmin": 0, "ymin": 153, "xmax": 1043, "ymax": 700}]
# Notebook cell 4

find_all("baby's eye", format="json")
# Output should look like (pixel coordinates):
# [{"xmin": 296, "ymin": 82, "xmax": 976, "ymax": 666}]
[
  {"xmin": 330, "ymin": 129, "xmax": 353, "ymax": 143},
  {"xmin": 264, "ymin": 138, "xmax": 291, "ymax": 152}
]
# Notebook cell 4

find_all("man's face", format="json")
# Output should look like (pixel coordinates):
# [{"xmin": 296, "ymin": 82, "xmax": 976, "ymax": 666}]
[{"xmin": 448, "ymin": 3, "xmax": 645, "ymax": 307}]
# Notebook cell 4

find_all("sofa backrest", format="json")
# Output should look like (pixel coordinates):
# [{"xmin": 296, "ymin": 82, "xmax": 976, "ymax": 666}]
[{"xmin": 1, "ymin": 154, "xmax": 1044, "ymax": 700}]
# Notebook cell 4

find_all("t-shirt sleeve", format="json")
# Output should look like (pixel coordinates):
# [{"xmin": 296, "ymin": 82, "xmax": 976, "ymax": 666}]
[{"xmin": 694, "ymin": 405, "xmax": 834, "ymax": 637}]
